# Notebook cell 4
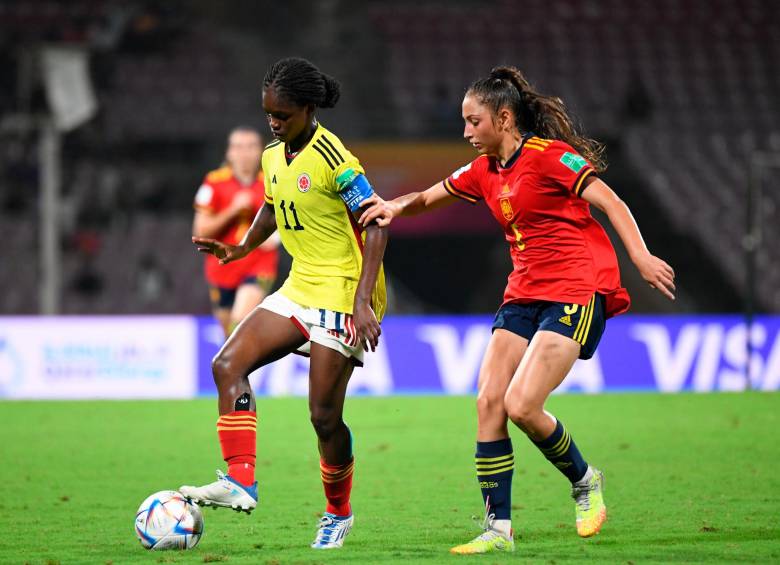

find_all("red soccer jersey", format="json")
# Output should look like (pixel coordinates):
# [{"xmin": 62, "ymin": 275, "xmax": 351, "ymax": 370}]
[
  {"xmin": 443, "ymin": 135, "xmax": 630, "ymax": 317},
  {"xmin": 194, "ymin": 166, "xmax": 279, "ymax": 289}
]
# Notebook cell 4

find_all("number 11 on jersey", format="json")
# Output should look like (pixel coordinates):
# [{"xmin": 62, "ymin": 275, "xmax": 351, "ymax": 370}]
[{"xmin": 279, "ymin": 200, "xmax": 304, "ymax": 231}]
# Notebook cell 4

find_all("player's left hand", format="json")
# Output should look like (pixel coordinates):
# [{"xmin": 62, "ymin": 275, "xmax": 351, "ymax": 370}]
[
  {"xmin": 352, "ymin": 301, "xmax": 381, "ymax": 352},
  {"xmin": 635, "ymin": 252, "xmax": 676, "ymax": 300}
]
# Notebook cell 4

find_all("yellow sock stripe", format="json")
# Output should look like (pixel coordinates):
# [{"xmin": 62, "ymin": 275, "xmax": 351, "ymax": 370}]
[
  {"xmin": 540, "ymin": 428, "xmax": 570, "ymax": 456},
  {"xmin": 320, "ymin": 461, "xmax": 354, "ymax": 477},
  {"xmin": 541, "ymin": 430, "xmax": 571, "ymax": 458},
  {"xmin": 476, "ymin": 458, "xmax": 515, "ymax": 471},
  {"xmin": 217, "ymin": 419, "xmax": 256, "ymax": 427},
  {"xmin": 321, "ymin": 464, "xmax": 354, "ymax": 479},
  {"xmin": 219, "ymin": 413, "xmax": 257, "ymax": 421},
  {"xmin": 474, "ymin": 454, "xmax": 514, "ymax": 463},
  {"xmin": 216, "ymin": 425, "xmax": 256, "ymax": 432},
  {"xmin": 321, "ymin": 474, "xmax": 353, "ymax": 484},
  {"xmin": 540, "ymin": 427, "xmax": 569, "ymax": 455},
  {"xmin": 476, "ymin": 464, "xmax": 514, "ymax": 476},
  {"xmin": 319, "ymin": 460, "xmax": 354, "ymax": 472},
  {"xmin": 579, "ymin": 295, "xmax": 596, "ymax": 345},
  {"xmin": 573, "ymin": 296, "xmax": 594, "ymax": 343},
  {"xmin": 320, "ymin": 466, "xmax": 354, "ymax": 483}
]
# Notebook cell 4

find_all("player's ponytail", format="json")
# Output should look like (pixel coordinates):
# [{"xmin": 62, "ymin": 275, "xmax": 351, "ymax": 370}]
[
  {"xmin": 468, "ymin": 66, "xmax": 607, "ymax": 172},
  {"xmin": 263, "ymin": 57, "xmax": 341, "ymax": 109},
  {"xmin": 319, "ymin": 72, "xmax": 341, "ymax": 108}
]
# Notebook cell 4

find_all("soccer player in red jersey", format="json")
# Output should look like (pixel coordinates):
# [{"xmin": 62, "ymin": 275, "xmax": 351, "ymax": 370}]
[
  {"xmin": 360, "ymin": 67, "xmax": 676, "ymax": 554},
  {"xmin": 193, "ymin": 126, "xmax": 280, "ymax": 337}
]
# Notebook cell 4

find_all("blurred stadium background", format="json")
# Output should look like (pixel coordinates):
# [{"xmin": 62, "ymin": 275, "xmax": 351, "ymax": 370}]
[
  {"xmin": 1, "ymin": 1, "xmax": 779, "ymax": 563},
  {"xmin": 2, "ymin": 0, "xmax": 778, "ymax": 317}
]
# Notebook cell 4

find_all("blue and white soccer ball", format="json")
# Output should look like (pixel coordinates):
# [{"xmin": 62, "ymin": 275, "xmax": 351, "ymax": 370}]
[{"xmin": 135, "ymin": 490, "xmax": 204, "ymax": 550}]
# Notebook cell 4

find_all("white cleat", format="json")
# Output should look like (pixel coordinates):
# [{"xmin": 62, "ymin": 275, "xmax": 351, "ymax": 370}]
[
  {"xmin": 180, "ymin": 470, "xmax": 257, "ymax": 514},
  {"xmin": 311, "ymin": 513, "xmax": 354, "ymax": 549}
]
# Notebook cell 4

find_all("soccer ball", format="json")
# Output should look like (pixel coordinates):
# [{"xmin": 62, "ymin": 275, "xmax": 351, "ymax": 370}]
[{"xmin": 134, "ymin": 490, "xmax": 204, "ymax": 550}]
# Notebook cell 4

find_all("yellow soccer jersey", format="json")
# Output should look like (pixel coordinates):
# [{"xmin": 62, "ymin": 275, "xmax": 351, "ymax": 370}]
[{"xmin": 262, "ymin": 124, "xmax": 386, "ymax": 320}]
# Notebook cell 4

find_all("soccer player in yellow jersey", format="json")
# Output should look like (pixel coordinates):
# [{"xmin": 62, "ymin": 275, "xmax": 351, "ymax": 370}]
[{"xmin": 181, "ymin": 58, "xmax": 388, "ymax": 550}]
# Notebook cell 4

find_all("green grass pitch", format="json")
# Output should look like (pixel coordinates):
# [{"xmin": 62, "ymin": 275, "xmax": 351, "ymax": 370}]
[{"xmin": 1, "ymin": 393, "xmax": 778, "ymax": 564}]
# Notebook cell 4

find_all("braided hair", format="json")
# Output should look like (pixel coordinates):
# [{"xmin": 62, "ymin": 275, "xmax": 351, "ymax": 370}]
[
  {"xmin": 263, "ymin": 57, "xmax": 341, "ymax": 109},
  {"xmin": 467, "ymin": 66, "xmax": 606, "ymax": 172}
]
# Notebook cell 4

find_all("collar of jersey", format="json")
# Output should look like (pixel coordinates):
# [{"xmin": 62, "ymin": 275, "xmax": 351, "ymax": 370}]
[
  {"xmin": 284, "ymin": 123, "xmax": 321, "ymax": 165},
  {"xmin": 498, "ymin": 131, "xmax": 536, "ymax": 170}
]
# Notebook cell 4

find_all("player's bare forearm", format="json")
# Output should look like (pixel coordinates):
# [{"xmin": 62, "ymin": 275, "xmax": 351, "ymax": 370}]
[
  {"xmin": 238, "ymin": 205, "xmax": 277, "ymax": 252},
  {"xmin": 354, "ymin": 223, "xmax": 387, "ymax": 307},
  {"xmin": 359, "ymin": 184, "xmax": 456, "ymax": 227},
  {"xmin": 603, "ymin": 197, "xmax": 649, "ymax": 263},
  {"xmin": 583, "ymin": 177, "xmax": 676, "ymax": 299},
  {"xmin": 396, "ymin": 183, "xmax": 456, "ymax": 216},
  {"xmin": 192, "ymin": 207, "xmax": 241, "ymax": 239},
  {"xmin": 582, "ymin": 178, "xmax": 648, "ymax": 262},
  {"xmin": 392, "ymin": 191, "xmax": 427, "ymax": 216}
]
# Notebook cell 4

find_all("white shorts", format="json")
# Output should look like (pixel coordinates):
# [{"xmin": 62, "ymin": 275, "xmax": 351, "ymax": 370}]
[{"xmin": 259, "ymin": 291, "xmax": 364, "ymax": 365}]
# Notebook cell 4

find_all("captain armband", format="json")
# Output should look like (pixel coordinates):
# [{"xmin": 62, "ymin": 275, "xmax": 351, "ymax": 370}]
[{"xmin": 336, "ymin": 168, "xmax": 375, "ymax": 212}]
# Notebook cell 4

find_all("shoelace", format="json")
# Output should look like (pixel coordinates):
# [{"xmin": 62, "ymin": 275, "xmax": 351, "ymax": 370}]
[
  {"xmin": 215, "ymin": 470, "xmax": 234, "ymax": 488},
  {"xmin": 314, "ymin": 515, "xmax": 337, "ymax": 543},
  {"xmin": 467, "ymin": 511, "xmax": 501, "ymax": 542},
  {"xmin": 571, "ymin": 482, "xmax": 593, "ymax": 511}
]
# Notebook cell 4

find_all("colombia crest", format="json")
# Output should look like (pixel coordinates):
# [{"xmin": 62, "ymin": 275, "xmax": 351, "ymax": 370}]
[{"xmin": 297, "ymin": 173, "xmax": 311, "ymax": 193}]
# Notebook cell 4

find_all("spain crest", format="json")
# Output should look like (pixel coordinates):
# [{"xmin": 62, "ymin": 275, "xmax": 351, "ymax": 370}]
[{"xmin": 500, "ymin": 197, "xmax": 514, "ymax": 220}]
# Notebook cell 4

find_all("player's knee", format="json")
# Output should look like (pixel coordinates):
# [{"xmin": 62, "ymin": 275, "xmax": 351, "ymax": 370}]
[
  {"xmin": 504, "ymin": 394, "xmax": 538, "ymax": 429},
  {"xmin": 476, "ymin": 388, "xmax": 505, "ymax": 420},
  {"xmin": 211, "ymin": 352, "xmax": 238, "ymax": 388},
  {"xmin": 309, "ymin": 407, "xmax": 340, "ymax": 441}
]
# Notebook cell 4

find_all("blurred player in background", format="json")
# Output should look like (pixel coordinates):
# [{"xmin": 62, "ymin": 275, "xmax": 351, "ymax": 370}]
[
  {"xmin": 360, "ymin": 66, "xmax": 676, "ymax": 554},
  {"xmin": 193, "ymin": 126, "xmax": 280, "ymax": 337},
  {"xmin": 181, "ymin": 58, "xmax": 387, "ymax": 550}
]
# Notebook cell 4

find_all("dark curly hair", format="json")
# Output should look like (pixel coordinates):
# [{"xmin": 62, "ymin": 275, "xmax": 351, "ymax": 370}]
[
  {"xmin": 263, "ymin": 57, "xmax": 341, "ymax": 109},
  {"xmin": 467, "ymin": 66, "xmax": 607, "ymax": 172}
]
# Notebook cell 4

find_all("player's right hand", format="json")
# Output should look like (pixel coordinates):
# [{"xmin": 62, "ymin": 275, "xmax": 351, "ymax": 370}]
[
  {"xmin": 635, "ymin": 252, "xmax": 676, "ymax": 301},
  {"xmin": 358, "ymin": 195, "xmax": 399, "ymax": 227},
  {"xmin": 192, "ymin": 237, "xmax": 248, "ymax": 265}
]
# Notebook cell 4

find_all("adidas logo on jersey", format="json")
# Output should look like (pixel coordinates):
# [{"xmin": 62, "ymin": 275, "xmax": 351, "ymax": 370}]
[
  {"xmin": 272, "ymin": 174, "xmax": 277, "ymax": 184},
  {"xmin": 558, "ymin": 314, "xmax": 572, "ymax": 326}
]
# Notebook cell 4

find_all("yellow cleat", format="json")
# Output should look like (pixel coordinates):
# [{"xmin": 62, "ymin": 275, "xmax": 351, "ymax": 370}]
[
  {"xmin": 450, "ymin": 530, "xmax": 515, "ymax": 554},
  {"xmin": 572, "ymin": 468, "xmax": 607, "ymax": 537},
  {"xmin": 450, "ymin": 514, "xmax": 514, "ymax": 554}
]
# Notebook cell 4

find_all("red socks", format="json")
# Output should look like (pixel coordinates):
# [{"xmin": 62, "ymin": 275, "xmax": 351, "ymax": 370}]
[
  {"xmin": 320, "ymin": 459, "xmax": 354, "ymax": 516},
  {"xmin": 217, "ymin": 411, "xmax": 257, "ymax": 487}
]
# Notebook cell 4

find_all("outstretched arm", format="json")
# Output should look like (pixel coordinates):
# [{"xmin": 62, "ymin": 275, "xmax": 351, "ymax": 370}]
[
  {"xmin": 193, "ymin": 204, "xmax": 277, "ymax": 264},
  {"xmin": 358, "ymin": 182, "xmax": 458, "ymax": 227},
  {"xmin": 581, "ymin": 177, "xmax": 676, "ymax": 300}
]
